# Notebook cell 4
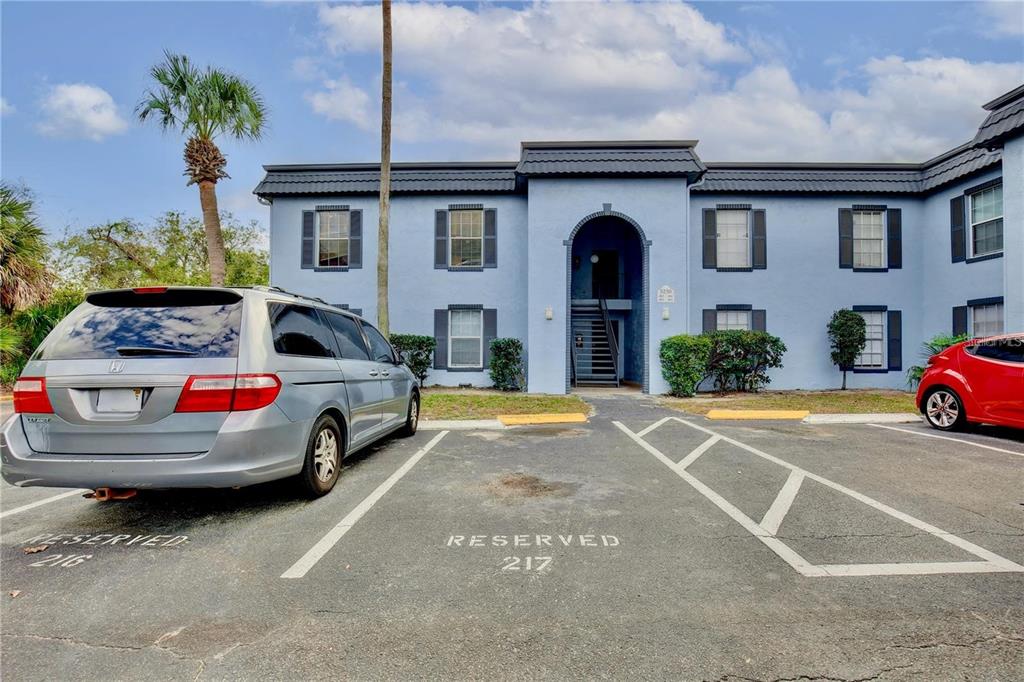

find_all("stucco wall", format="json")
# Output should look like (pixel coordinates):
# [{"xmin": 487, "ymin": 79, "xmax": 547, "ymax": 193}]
[
  {"xmin": 269, "ymin": 194, "xmax": 529, "ymax": 387},
  {"xmin": 689, "ymin": 193, "xmax": 924, "ymax": 390},
  {"xmin": 525, "ymin": 177, "xmax": 688, "ymax": 394}
]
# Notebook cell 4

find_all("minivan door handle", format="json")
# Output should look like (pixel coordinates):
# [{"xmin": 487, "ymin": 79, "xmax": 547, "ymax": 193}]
[
  {"xmin": 368, "ymin": 370, "xmax": 379, "ymax": 377},
  {"xmin": 381, "ymin": 371, "xmax": 390, "ymax": 378}
]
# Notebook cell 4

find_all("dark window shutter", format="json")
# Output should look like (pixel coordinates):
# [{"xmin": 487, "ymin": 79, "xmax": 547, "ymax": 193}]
[
  {"xmin": 950, "ymin": 196, "xmax": 966, "ymax": 263},
  {"xmin": 348, "ymin": 210, "xmax": 362, "ymax": 268},
  {"xmin": 434, "ymin": 210, "xmax": 448, "ymax": 269},
  {"xmin": 887, "ymin": 310, "xmax": 902, "ymax": 371},
  {"xmin": 952, "ymin": 305, "xmax": 968, "ymax": 336},
  {"xmin": 751, "ymin": 209, "xmax": 767, "ymax": 269},
  {"xmin": 838, "ymin": 208, "xmax": 853, "ymax": 268},
  {"xmin": 483, "ymin": 209, "xmax": 497, "ymax": 268},
  {"xmin": 702, "ymin": 209, "xmax": 716, "ymax": 269},
  {"xmin": 433, "ymin": 309, "xmax": 448, "ymax": 369},
  {"xmin": 482, "ymin": 308, "xmax": 497, "ymax": 369},
  {"xmin": 301, "ymin": 211, "xmax": 316, "ymax": 269},
  {"xmin": 752, "ymin": 309, "xmax": 766, "ymax": 332},
  {"xmin": 886, "ymin": 208, "xmax": 901, "ymax": 269},
  {"xmin": 702, "ymin": 309, "xmax": 717, "ymax": 333}
]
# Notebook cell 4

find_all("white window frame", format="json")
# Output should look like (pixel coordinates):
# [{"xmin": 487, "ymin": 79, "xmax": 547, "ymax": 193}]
[
  {"xmin": 971, "ymin": 303, "xmax": 1004, "ymax": 338},
  {"xmin": 449, "ymin": 209, "xmax": 484, "ymax": 269},
  {"xmin": 448, "ymin": 308, "xmax": 483, "ymax": 369},
  {"xmin": 854, "ymin": 310, "xmax": 885, "ymax": 369},
  {"xmin": 715, "ymin": 208, "xmax": 751, "ymax": 269},
  {"xmin": 969, "ymin": 185, "xmax": 1003, "ymax": 258},
  {"xmin": 317, "ymin": 210, "xmax": 350, "ymax": 268},
  {"xmin": 716, "ymin": 309, "xmax": 752, "ymax": 331},
  {"xmin": 852, "ymin": 210, "xmax": 885, "ymax": 269}
]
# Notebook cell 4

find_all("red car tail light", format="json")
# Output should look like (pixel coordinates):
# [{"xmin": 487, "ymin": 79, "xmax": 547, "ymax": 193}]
[
  {"xmin": 132, "ymin": 286, "xmax": 168, "ymax": 294},
  {"xmin": 174, "ymin": 374, "xmax": 281, "ymax": 413},
  {"xmin": 13, "ymin": 377, "xmax": 54, "ymax": 414}
]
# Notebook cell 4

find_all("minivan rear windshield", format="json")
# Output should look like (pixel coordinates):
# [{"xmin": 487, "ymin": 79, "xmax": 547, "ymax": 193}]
[{"xmin": 33, "ymin": 289, "xmax": 243, "ymax": 360}]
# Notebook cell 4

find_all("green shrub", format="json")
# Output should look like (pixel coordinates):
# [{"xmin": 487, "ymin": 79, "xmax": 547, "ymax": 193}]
[
  {"xmin": 1, "ymin": 287, "xmax": 84, "ymax": 387},
  {"xmin": 660, "ymin": 334, "xmax": 712, "ymax": 397},
  {"xmin": 390, "ymin": 333, "xmax": 436, "ymax": 386},
  {"xmin": 489, "ymin": 337, "xmax": 525, "ymax": 391},
  {"xmin": 906, "ymin": 333, "xmax": 968, "ymax": 387},
  {"xmin": 704, "ymin": 330, "xmax": 787, "ymax": 392}
]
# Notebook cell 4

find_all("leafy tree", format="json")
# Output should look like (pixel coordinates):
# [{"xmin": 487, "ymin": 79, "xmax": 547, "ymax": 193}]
[
  {"xmin": 827, "ymin": 309, "xmax": 866, "ymax": 390},
  {"xmin": 54, "ymin": 211, "xmax": 268, "ymax": 289},
  {"xmin": 0, "ymin": 183, "xmax": 54, "ymax": 313},
  {"xmin": 660, "ymin": 335, "xmax": 712, "ymax": 397},
  {"xmin": 489, "ymin": 338, "xmax": 525, "ymax": 391},
  {"xmin": 390, "ymin": 334, "xmax": 436, "ymax": 386},
  {"xmin": 137, "ymin": 52, "xmax": 266, "ymax": 286}
]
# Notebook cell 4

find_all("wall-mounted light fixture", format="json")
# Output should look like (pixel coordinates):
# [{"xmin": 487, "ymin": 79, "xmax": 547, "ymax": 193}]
[
  {"xmin": 590, "ymin": 254, "xmax": 599, "ymax": 264},
  {"xmin": 545, "ymin": 305, "xmax": 554, "ymax": 320},
  {"xmin": 662, "ymin": 307, "xmax": 670, "ymax": 320}
]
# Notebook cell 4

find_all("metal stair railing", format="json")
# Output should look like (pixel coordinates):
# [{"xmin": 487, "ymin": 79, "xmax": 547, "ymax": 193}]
[{"xmin": 598, "ymin": 298, "xmax": 620, "ymax": 387}]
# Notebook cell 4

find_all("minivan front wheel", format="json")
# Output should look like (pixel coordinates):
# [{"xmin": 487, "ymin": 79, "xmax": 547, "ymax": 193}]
[
  {"xmin": 924, "ymin": 388, "xmax": 966, "ymax": 432},
  {"xmin": 299, "ymin": 415, "xmax": 343, "ymax": 497},
  {"xmin": 398, "ymin": 392, "xmax": 420, "ymax": 438}
]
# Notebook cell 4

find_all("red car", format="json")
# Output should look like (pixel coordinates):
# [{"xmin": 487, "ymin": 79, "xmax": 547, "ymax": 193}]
[{"xmin": 916, "ymin": 333, "xmax": 1024, "ymax": 431}]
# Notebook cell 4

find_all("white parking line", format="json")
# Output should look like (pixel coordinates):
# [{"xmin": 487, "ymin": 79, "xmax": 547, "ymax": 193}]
[
  {"xmin": 615, "ymin": 418, "xmax": 1024, "ymax": 578},
  {"xmin": 760, "ymin": 470, "xmax": 804, "ymax": 536},
  {"xmin": 868, "ymin": 424, "xmax": 1024, "ymax": 459},
  {"xmin": 0, "ymin": 489, "xmax": 88, "ymax": 520},
  {"xmin": 677, "ymin": 435, "xmax": 720, "ymax": 470},
  {"xmin": 281, "ymin": 431, "xmax": 449, "ymax": 579}
]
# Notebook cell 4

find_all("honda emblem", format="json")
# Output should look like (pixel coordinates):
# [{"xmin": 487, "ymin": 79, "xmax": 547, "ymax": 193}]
[{"xmin": 109, "ymin": 360, "xmax": 126, "ymax": 373}]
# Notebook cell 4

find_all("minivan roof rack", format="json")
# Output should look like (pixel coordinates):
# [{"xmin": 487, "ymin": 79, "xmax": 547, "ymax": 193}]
[{"xmin": 249, "ymin": 285, "xmax": 330, "ymax": 306}]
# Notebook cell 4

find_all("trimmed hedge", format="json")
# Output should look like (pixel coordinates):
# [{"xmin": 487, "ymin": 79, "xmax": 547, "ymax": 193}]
[
  {"xmin": 660, "ymin": 334, "xmax": 712, "ymax": 397},
  {"xmin": 659, "ymin": 330, "xmax": 787, "ymax": 396},
  {"xmin": 489, "ymin": 337, "xmax": 525, "ymax": 391},
  {"xmin": 390, "ymin": 333, "xmax": 436, "ymax": 386}
]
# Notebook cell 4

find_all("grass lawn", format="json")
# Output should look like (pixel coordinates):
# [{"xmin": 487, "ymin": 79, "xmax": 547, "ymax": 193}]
[
  {"xmin": 420, "ymin": 389, "xmax": 591, "ymax": 420},
  {"xmin": 660, "ymin": 389, "xmax": 917, "ymax": 416}
]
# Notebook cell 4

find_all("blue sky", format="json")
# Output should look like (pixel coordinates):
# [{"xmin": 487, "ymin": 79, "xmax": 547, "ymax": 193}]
[{"xmin": 2, "ymin": 1, "xmax": 1022, "ymax": 238}]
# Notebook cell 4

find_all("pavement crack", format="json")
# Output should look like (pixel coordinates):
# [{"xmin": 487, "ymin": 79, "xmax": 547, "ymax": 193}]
[
  {"xmin": 715, "ymin": 664, "xmax": 913, "ymax": 682},
  {"xmin": 886, "ymin": 634, "xmax": 1024, "ymax": 651}
]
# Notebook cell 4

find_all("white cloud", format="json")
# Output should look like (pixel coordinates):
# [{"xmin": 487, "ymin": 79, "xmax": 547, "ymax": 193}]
[
  {"xmin": 0, "ymin": 97, "xmax": 13, "ymax": 116},
  {"xmin": 305, "ymin": 2, "xmax": 1023, "ymax": 162},
  {"xmin": 980, "ymin": 1, "xmax": 1024, "ymax": 36},
  {"xmin": 36, "ymin": 83, "xmax": 128, "ymax": 141}
]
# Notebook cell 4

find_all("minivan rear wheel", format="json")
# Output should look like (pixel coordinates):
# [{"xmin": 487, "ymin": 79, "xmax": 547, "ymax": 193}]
[
  {"xmin": 923, "ymin": 388, "xmax": 966, "ymax": 432},
  {"xmin": 398, "ymin": 392, "xmax": 420, "ymax": 438},
  {"xmin": 299, "ymin": 415, "xmax": 343, "ymax": 497}
]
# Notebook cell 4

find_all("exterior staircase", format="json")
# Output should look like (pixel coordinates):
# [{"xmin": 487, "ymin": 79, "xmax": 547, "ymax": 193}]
[{"xmin": 570, "ymin": 301, "xmax": 620, "ymax": 387}]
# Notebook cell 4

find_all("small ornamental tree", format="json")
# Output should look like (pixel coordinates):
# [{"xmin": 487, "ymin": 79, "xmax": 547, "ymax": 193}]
[
  {"xmin": 489, "ymin": 338, "xmax": 525, "ymax": 391},
  {"xmin": 389, "ymin": 334, "xmax": 436, "ymax": 386},
  {"xmin": 827, "ymin": 309, "xmax": 866, "ymax": 390}
]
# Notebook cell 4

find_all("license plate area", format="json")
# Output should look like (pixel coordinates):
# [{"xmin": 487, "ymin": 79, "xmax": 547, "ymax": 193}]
[{"xmin": 96, "ymin": 388, "xmax": 144, "ymax": 413}]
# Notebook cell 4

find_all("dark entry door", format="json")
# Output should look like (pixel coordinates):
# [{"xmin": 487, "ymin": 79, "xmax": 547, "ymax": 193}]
[{"xmin": 591, "ymin": 250, "xmax": 619, "ymax": 298}]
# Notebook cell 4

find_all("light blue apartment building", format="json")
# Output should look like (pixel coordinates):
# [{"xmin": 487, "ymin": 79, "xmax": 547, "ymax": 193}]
[{"xmin": 255, "ymin": 85, "xmax": 1024, "ymax": 395}]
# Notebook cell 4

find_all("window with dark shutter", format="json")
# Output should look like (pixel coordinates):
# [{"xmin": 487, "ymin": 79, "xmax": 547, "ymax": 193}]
[
  {"xmin": 887, "ymin": 310, "xmax": 902, "ymax": 371},
  {"xmin": 433, "ymin": 309, "xmax": 448, "ymax": 368},
  {"xmin": 950, "ymin": 196, "xmax": 966, "ymax": 263},
  {"xmin": 301, "ymin": 211, "xmax": 316, "ymax": 269},
  {"xmin": 952, "ymin": 305, "xmax": 968, "ymax": 336},
  {"xmin": 483, "ymin": 209, "xmax": 497, "ymax": 268},
  {"xmin": 752, "ymin": 309, "xmax": 767, "ymax": 332},
  {"xmin": 702, "ymin": 309, "xmax": 717, "ymax": 333},
  {"xmin": 752, "ymin": 210, "xmax": 767, "ymax": 270},
  {"xmin": 702, "ymin": 209, "xmax": 716, "ymax": 269},
  {"xmin": 434, "ymin": 210, "xmax": 448, "ymax": 269},
  {"xmin": 838, "ymin": 208, "xmax": 854, "ymax": 268},
  {"xmin": 886, "ymin": 208, "xmax": 901, "ymax": 269}
]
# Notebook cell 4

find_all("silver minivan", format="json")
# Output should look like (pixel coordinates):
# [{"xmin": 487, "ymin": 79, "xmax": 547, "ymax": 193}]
[{"xmin": 1, "ymin": 286, "xmax": 419, "ymax": 497}]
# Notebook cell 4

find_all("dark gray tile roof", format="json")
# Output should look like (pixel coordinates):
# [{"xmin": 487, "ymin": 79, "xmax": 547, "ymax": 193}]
[
  {"xmin": 973, "ymin": 84, "xmax": 1024, "ymax": 149},
  {"xmin": 516, "ymin": 141, "xmax": 705, "ymax": 179},
  {"xmin": 694, "ymin": 144, "xmax": 1001, "ymax": 195},
  {"xmin": 254, "ymin": 163, "xmax": 519, "ymax": 197}
]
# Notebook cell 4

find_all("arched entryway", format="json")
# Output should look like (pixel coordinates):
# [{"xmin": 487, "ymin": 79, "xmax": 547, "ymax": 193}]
[{"xmin": 564, "ymin": 210, "xmax": 649, "ymax": 392}]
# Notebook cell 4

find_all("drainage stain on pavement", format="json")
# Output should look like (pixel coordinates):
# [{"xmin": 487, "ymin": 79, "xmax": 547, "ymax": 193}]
[{"xmin": 483, "ymin": 473, "xmax": 575, "ymax": 500}]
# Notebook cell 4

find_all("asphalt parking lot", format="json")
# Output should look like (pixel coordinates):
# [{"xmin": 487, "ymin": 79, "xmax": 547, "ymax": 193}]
[{"xmin": 1, "ymin": 396, "xmax": 1022, "ymax": 681}]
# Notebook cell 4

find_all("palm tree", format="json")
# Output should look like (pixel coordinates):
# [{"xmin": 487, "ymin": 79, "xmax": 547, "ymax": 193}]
[
  {"xmin": 0, "ymin": 183, "xmax": 53, "ymax": 313},
  {"xmin": 377, "ymin": 0, "xmax": 393, "ymax": 336},
  {"xmin": 137, "ymin": 52, "xmax": 266, "ymax": 286}
]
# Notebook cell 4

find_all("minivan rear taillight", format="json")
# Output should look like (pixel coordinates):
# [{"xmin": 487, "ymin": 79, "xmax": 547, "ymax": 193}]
[
  {"xmin": 13, "ymin": 377, "xmax": 54, "ymax": 414},
  {"xmin": 174, "ymin": 374, "xmax": 281, "ymax": 413}
]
